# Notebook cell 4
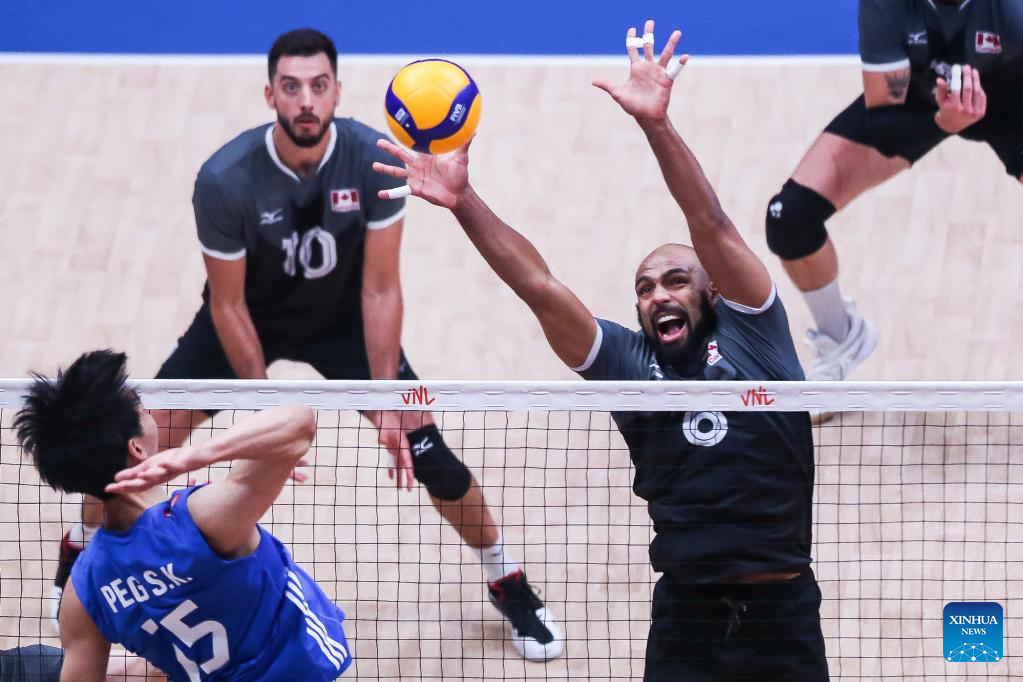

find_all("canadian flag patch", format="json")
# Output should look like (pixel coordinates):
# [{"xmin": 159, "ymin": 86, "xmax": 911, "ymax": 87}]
[
  {"xmin": 330, "ymin": 189, "xmax": 361, "ymax": 213},
  {"xmin": 976, "ymin": 31, "xmax": 1002, "ymax": 54}
]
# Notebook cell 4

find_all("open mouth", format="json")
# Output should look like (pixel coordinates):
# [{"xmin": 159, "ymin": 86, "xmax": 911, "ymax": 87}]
[{"xmin": 655, "ymin": 312, "xmax": 688, "ymax": 344}]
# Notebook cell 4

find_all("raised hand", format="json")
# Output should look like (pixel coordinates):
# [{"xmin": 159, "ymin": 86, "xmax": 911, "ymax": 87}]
[
  {"xmin": 105, "ymin": 447, "xmax": 206, "ymax": 494},
  {"xmin": 373, "ymin": 138, "xmax": 471, "ymax": 209},
  {"xmin": 592, "ymin": 19, "xmax": 688, "ymax": 122},
  {"xmin": 105, "ymin": 446, "xmax": 309, "ymax": 494},
  {"xmin": 935, "ymin": 64, "xmax": 987, "ymax": 133}
]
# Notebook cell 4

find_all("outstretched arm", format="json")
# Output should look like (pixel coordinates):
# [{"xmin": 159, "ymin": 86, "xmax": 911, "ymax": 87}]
[
  {"xmin": 373, "ymin": 142, "xmax": 597, "ymax": 369},
  {"xmin": 593, "ymin": 20, "xmax": 773, "ymax": 309},
  {"xmin": 106, "ymin": 406, "xmax": 314, "ymax": 558}
]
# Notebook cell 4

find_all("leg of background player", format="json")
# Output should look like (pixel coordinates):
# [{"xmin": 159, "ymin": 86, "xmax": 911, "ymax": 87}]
[
  {"xmin": 778, "ymin": 132, "xmax": 907, "ymax": 379},
  {"xmin": 366, "ymin": 409, "xmax": 565, "ymax": 661},
  {"xmin": 365, "ymin": 409, "xmax": 500, "ymax": 548},
  {"xmin": 49, "ymin": 499, "xmax": 102, "ymax": 634}
]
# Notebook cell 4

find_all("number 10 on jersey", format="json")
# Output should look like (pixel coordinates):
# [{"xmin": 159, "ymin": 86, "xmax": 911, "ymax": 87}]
[{"xmin": 281, "ymin": 227, "xmax": 338, "ymax": 279}]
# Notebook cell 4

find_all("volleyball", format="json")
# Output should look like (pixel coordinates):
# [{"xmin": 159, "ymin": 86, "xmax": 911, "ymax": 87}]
[{"xmin": 384, "ymin": 59, "xmax": 481, "ymax": 155}]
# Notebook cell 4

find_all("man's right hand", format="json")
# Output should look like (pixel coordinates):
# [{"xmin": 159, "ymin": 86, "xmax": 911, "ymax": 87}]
[
  {"xmin": 373, "ymin": 138, "xmax": 470, "ymax": 209},
  {"xmin": 935, "ymin": 64, "xmax": 987, "ymax": 133}
]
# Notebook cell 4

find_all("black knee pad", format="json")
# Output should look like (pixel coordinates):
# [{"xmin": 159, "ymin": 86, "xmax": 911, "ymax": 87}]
[
  {"xmin": 765, "ymin": 179, "xmax": 837, "ymax": 260},
  {"xmin": 407, "ymin": 424, "xmax": 472, "ymax": 501}
]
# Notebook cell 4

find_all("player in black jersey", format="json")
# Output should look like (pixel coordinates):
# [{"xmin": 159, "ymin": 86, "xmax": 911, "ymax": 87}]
[
  {"xmin": 765, "ymin": 0, "xmax": 1023, "ymax": 382},
  {"xmin": 54, "ymin": 28, "xmax": 563, "ymax": 662},
  {"xmin": 375, "ymin": 20, "xmax": 829, "ymax": 681}
]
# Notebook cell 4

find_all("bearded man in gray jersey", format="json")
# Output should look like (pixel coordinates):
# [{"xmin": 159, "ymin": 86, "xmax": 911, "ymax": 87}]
[
  {"xmin": 764, "ymin": 0, "xmax": 1023, "ymax": 382},
  {"xmin": 52, "ymin": 28, "xmax": 563, "ymax": 662}
]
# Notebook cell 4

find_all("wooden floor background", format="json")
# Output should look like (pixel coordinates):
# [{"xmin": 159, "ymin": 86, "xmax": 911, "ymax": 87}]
[{"xmin": 1, "ymin": 58, "xmax": 1021, "ymax": 680}]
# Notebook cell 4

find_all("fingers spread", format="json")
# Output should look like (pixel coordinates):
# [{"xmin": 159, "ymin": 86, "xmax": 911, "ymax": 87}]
[
  {"xmin": 642, "ymin": 19, "xmax": 655, "ymax": 61},
  {"xmin": 591, "ymin": 78, "xmax": 616, "ymax": 97},
  {"xmin": 626, "ymin": 27, "xmax": 639, "ymax": 62},
  {"xmin": 666, "ymin": 54, "xmax": 689, "ymax": 81},
  {"xmin": 376, "ymin": 138, "xmax": 417, "ymax": 165},
  {"xmin": 372, "ymin": 161, "xmax": 409, "ymax": 179},
  {"xmin": 659, "ymin": 29, "xmax": 682, "ymax": 67},
  {"xmin": 381, "ymin": 185, "xmax": 412, "ymax": 200}
]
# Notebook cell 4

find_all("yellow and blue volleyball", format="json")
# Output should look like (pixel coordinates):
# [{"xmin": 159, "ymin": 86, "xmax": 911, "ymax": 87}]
[{"xmin": 385, "ymin": 59, "xmax": 481, "ymax": 155}]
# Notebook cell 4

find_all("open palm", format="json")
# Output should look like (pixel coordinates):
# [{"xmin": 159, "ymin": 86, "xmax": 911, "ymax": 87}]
[
  {"xmin": 373, "ymin": 139, "xmax": 470, "ymax": 209},
  {"xmin": 592, "ymin": 21, "xmax": 688, "ymax": 122}
]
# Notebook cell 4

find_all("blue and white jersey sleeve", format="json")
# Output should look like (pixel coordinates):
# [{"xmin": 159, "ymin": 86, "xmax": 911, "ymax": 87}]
[{"xmin": 193, "ymin": 168, "xmax": 246, "ymax": 260}]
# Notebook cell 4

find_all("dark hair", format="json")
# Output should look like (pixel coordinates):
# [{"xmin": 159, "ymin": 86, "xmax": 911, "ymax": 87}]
[
  {"xmin": 268, "ymin": 28, "xmax": 338, "ymax": 81},
  {"xmin": 15, "ymin": 350, "xmax": 142, "ymax": 500}
]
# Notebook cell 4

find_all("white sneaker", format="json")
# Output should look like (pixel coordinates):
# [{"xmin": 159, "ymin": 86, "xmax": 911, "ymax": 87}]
[
  {"xmin": 488, "ymin": 570, "xmax": 565, "ymax": 661},
  {"xmin": 804, "ymin": 300, "xmax": 878, "ymax": 381}
]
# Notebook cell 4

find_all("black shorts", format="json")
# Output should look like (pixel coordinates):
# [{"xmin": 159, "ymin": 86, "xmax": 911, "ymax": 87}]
[
  {"xmin": 644, "ymin": 570, "xmax": 829, "ymax": 682},
  {"xmin": 156, "ymin": 303, "xmax": 418, "ymax": 387},
  {"xmin": 825, "ymin": 94, "xmax": 1023, "ymax": 178}
]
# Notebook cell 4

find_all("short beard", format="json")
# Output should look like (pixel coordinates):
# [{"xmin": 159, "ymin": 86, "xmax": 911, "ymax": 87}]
[
  {"xmin": 277, "ymin": 114, "xmax": 331, "ymax": 149},
  {"xmin": 638, "ymin": 292, "xmax": 717, "ymax": 372}
]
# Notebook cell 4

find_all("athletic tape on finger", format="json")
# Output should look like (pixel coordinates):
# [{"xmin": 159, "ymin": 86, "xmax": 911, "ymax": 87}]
[
  {"xmin": 385, "ymin": 185, "xmax": 412, "ymax": 200},
  {"xmin": 666, "ymin": 59, "xmax": 686, "ymax": 81},
  {"xmin": 642, "ymin": 32, "xmax": 655, "ymax": 46},
  {"xmin": 950, "ymin": 64, "xmax": 962, "ymax": 94},
  {"xmin": 626, "ymin": 36, "xmax": 645, "ymax": 48}
]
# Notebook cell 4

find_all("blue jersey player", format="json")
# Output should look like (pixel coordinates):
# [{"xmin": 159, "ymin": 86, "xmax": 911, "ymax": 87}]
[
  {"xmin": 375, "ymin": 21, "xmax": 829, "ymax": 682},
  {"xmin": 16, "ymin": 350, "xmax": 351, "ymax": 681}
]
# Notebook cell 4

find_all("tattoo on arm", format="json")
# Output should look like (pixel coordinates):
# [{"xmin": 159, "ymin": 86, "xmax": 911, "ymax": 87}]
[{"xmin": 885, "ymin": 70, "xmax": 911, "ymax": 101}]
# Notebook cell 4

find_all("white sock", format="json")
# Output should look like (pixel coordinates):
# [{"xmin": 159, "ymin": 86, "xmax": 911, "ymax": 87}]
[
  {"xmin": 474, "ymin": 535, "xmax": 520, "ymax": 583},
  {"xmin": 802, "ymin": 280, "xmax": 850, "ymax": 343}
]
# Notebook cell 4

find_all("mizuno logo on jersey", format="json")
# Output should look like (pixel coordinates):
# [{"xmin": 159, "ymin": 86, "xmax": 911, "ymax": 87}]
[
  {"xmin": 976, "ymin": 31, "xmax": 1001, "ymax": 54},
  {"xmin": 907, "ymin": 31, "xmax": 927, "ymax": 46},
  {"xmin": 260, "ymin": 209, "xmax": 284, "ymax": 225},
  {"xmin": 330, "ymin": 189, "xmax": 361, "ymax": 213},
  {"xmin": 412, "ymin": 437, "xmax": 434, "ymax": 457}
]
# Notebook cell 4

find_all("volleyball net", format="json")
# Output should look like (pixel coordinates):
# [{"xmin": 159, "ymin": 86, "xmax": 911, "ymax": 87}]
[{"xmin": 1, "ymin": 379, "xmax": 1020, "ymax": 680}]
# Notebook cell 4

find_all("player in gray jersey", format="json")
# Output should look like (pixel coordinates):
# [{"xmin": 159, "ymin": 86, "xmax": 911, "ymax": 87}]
[
  {"xmin": 374, "ymin": 20, "xmax": 828, "ymax": 681},
  {"xmin": 765, "ymin": 0, "xmax": 1023, "ymax": 382},
  {"xmin": 54, "ymin": 28, "xmax": 563, "ymax": 663}
]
